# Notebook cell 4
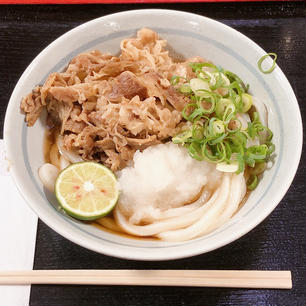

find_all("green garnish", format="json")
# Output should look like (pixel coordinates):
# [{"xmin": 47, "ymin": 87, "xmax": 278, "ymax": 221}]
[
  {"xmin": 247, "ymin": 174, "xmax": 258, "ymax": 190},
  {"xmin": 171, "ymin": 62, "xmax": 275, "ymax": 190},
  {"xmin": 258, "ymin": 53, "xmax": 277, "ymax": 74}
]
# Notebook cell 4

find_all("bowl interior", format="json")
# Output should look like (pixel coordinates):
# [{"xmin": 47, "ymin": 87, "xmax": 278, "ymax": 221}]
[{"xmin": 4, "ymin": 9, "xmax": 302, "ymax": 260}]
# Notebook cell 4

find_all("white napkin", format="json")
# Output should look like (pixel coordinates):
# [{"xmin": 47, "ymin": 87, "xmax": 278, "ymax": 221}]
[{"xmin": 0, "ymin": 140, "xmax": 38, "ymax": 306}]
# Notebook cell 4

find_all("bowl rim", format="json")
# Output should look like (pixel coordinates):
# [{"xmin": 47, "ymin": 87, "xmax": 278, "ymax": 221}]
[{"xmin": 4, "ymin": 9, "xmax": 303, "ymax": 260}]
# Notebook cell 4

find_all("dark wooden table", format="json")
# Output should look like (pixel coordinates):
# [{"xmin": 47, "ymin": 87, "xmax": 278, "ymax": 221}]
[{"xmin": 1, "ymin": 2, "xmax": 305, "ymax": 306}]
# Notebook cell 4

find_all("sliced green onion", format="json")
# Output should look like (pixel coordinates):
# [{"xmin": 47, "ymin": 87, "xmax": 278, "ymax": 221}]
[
  {"xmin": 247, "ymin": 121, "xmax": 256, "ymax": 139},
  {"xmin": 210, "ymin": 72, "xmax": 227, "ymax": 90},
  {"xmin": 263, "ymin": 126, "xmax": 273, "ymax": 142},
  {"xmin": 215, "ymin": 72, "xmax": 230, "ymax": 87},
  {"xmin": 216, "ymin": 142, "xmax": 227, "ymax": 161},
  {"xmin": 189, "ymin": 62, "xmax": 218, "ymax": 72},
  {"xmin": 208, "ymin": 133, "xmax": 227, "ymax": 145},
  {"xmin": 201, "ymin": 140, "xmax": 225, "ymax": 163},
  {"xmin": 216, "ymin": 161, "xmax": 239, "ymax": 173},
  {"xmin": 252, "ymin": 111, "xmax": 260, "ymax": 122},
  {"xmin": 250, "ymin": 162, "xmax": 267, "ymax": 175},
  {"xmin": 224, "ymin": 70, "xmax": 248, "ymax": 92},
  {"xmin": 196, "ymin": 70, "xmax": 212, "ymax": 82},
  {"xmin": 247, "ymin": 111, "xmax": 268, "ymax": 139},
  {"xmin": 202, "ymin": 71, "xmax": 216, "ymax": 86},
  {"xmin": 189, "ymin": 107, "xmax": 207, "ymax": 121},
  {"xmin": 170, "ymin": 75, "xmax": 186, "ymax": 85},
  {"xmin": 247, "ymin": 174, "xmax": 258, "ymax": 190},
  {"xmin": 190, "ymin": 78, "xmax": 210, "ymax": 94},
  {"xmin": 241, "ymin": 93, "xmax": 253, "ymax": 113},
  {"xmin": 182, "ymin": 103, "xmax": 197, "ymax": 121},
  {"xmin": 266, "ymin": 142, "xmax": 275, "ymax": 156},
  {"xmin": 208, "ymin": 117, "xmax": 217, "ymax": 136},
  {"xmin": 194, "ymin": 96, "xmax": 216, "ymax": 115},
  {"xmin": 192, "ymin": 123, "xmax": 205, "ymax": 140},
  {"xmin": 224, "ymin": 141, "xmax": 232, "ymax": 160},
  {"xmin": 226, "ymin": 119, "xmax": 242, "ymax": 133},
  {"xmin": 179, "ymin": 83, "xmax": 192, "ymax": 94},
  {"xmin": 235, "ymin": 153, "xmax": 245, "ymax": 174},
  {"xmin": 228, "ymin": 82, "xmax": 244, "ymax": 111},
  {"xmin": 245, "ymin": 155, "xmax": 255, "ymax": 168},
  {"xmin": 233, "ymin": 95, "xmax": 243, "ymax": 112},
  {"xmin": 258, "ymin": 53, "xmax": 277, "ymax": 74},
  {"xmin": 215, "ymin": 99, "xmax": 234, "ymax": 119},
  {"xmin": 212, "ymin": 119, "xmax": 225, "ymax": 135},
  {"xmin": 225, "ymin": 137, "xmax": 245, "ymax": 159},
  {"xmin": 187, "ymin": 142, "xmax": 203, "ymax": 161},
  {"xmin": 172, "ymin": 130, "xmax": 192, "ymax": 144},
  {"xmin": 246, "ymin": 145, "xmax": 268, "ymax": 160},
  {"xmin": 171, "ymin": 61, "xmax": 275, "ymax": 191}
]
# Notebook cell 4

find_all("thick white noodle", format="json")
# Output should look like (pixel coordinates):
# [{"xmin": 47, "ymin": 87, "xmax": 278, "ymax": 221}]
[
  {"xmin": 145, "ymin": 190, "xmax": 210, "ymax": 221},
  {"xmin": 252, "ymin": 97, "xmax": 268, "ymax": 127},
  {"xmin": 57, "ymin": 136, "xmax": 84, "ymax": 163},
  {"xmin": 236, "ymin": 111, "xmax": 262, "ymax": 148},
  {"xmin": 49, "ymin": 144, "xmax": 60, "ymax": 169},
  {"xmin": 96, "ymin": 217, "xmax": 124, "ymax": 233},
  {"xmin": 60, "ymin": 155, "xmax": 70, "ymax": 170},
  {"xmin": 38, "ymin": 163, "xmax": 59, "ymax": 192},
  {"xmin": 236, "ymin": 112, "xmax": 260, "ymax": 148},
  {"xmin": 236, "ymin": 113, "xmax": 250, "ymax": 130},
  {"xmin": 114, "ymin": 185, "xmax": 221, "ymax": 237},
  {"xmin": 156, "ymin": 174, "xmax": 231, "ymax": 242},
  {"xmin": 252, "ymin": 97, "xmax": 269, "ymax": 142},
  {"xmin": 199, "ymin": 173, "xmax": 246, "ymax": 236}
]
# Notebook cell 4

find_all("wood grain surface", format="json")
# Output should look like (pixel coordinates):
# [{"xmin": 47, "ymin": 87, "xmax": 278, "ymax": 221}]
[{"xmin": 0, "ymin": 2, "xmax": 305, "ymax": 306}]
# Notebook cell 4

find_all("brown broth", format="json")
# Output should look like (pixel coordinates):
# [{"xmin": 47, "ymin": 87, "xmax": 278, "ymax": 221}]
[
  {"xmin": 92, "ymin": 222, "xmax": 158, "ymax": 241},
  {"xmin": 238, "ymin": 190, "xmax": 251, "ymax": 210},
  {"xmin": 43, "ymin": 128, "xmax": 54, "ymax": 164}
]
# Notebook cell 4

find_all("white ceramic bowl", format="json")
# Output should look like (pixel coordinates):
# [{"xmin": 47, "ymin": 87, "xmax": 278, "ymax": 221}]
[{"xmin": 4, "ymin": 9, "xmax": 302, "ymax": 260}]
